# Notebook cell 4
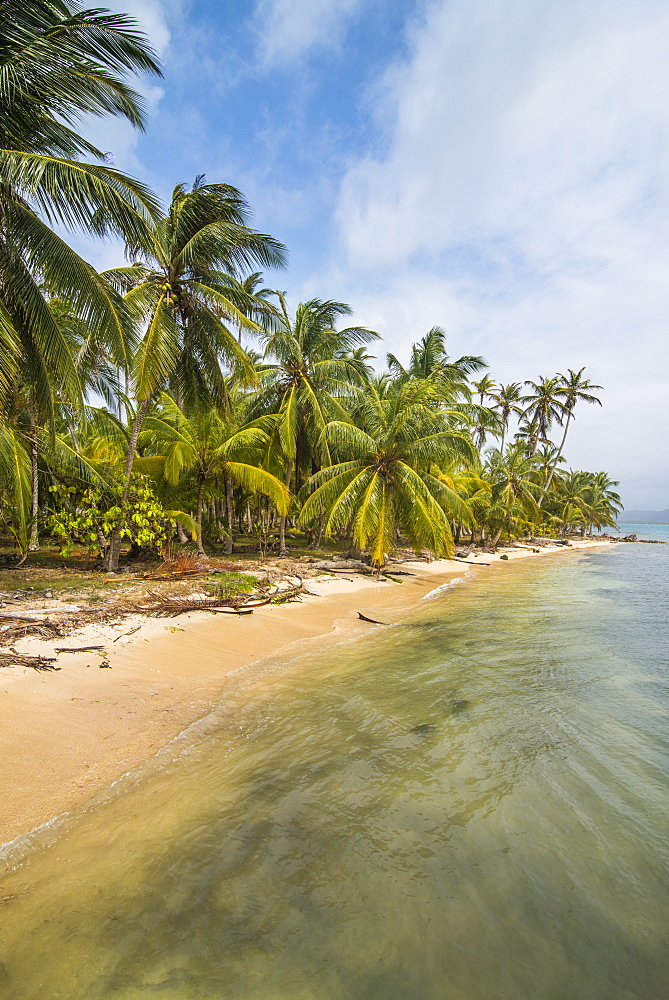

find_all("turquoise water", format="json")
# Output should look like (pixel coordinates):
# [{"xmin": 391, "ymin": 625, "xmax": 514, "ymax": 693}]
[
  {"xmin": 0, "ymin": 543, "xmax": 668, "ymax": 999},
  {"xmin": 615, "ymin": 521, "xmax": 669, "ymax": 541}
]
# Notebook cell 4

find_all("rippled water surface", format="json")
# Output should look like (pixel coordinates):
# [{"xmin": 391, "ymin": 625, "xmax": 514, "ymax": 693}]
[{"xmin": 1, "ymin": 540, "xmax": 668, "ymax": 999}]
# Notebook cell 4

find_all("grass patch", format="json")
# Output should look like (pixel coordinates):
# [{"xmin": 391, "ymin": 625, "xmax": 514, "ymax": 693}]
[{"xmin": 204, "ymin": 572, "xmax": 259, "ymax": 601}]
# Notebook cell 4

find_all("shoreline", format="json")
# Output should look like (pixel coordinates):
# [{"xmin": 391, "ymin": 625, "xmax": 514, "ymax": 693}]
[{"xmin": 0, "ymin": 539, "xmax": 616, "ymax": 849}]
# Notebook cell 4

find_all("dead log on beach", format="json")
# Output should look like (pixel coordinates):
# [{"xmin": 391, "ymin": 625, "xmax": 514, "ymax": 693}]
[
  {"xmin": 55, "ymin": 645, "xmax": 106, "ymax": 653},
  {"xmin": 453, "ymin": 557, "xmax": 491, "ymax": 566},
  {"xmin": 357, "ymin": 612, "xmax": 389, "ymax": 625}
]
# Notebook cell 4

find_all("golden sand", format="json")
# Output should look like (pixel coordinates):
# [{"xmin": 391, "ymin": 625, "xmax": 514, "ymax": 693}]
[{"xmin": 0, "ymin": 541, "xmax": 614, "ymax": 846}]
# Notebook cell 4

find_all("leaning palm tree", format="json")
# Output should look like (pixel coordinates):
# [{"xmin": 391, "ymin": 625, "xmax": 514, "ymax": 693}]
[
  {"xmin": 253, "ymin": 294, "xmax": 378, "ymax": 553},
  {"xmin": 537, "ymin": 368, "xmax": 602, "ymax": 505},
  {"xmin": 99, "ymin": 177, "xmax": 287, "ymax": 570},
  {"xmin": 0, "ymin": 0, "xmax": 164, "ymax": 424},
  {"xmin": 299, "ymin": 379, "xmax": 474, "ymax": 573}
]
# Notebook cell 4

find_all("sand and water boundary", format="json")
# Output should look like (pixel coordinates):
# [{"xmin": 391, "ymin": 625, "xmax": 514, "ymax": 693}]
[{"xmin": 0, "ymin": 539, "xmax": 616, "ymax": 848}]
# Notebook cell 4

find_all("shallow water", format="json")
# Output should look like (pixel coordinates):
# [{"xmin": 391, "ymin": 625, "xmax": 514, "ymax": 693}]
[{"xmin": 1, "ymin": 542, "xmax": 668, "ymax": 999}]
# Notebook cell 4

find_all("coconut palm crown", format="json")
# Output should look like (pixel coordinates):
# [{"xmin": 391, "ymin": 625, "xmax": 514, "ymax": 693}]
[{"xmin": 299, "ymin": 378, "xmax": 475, "ymax": 572}]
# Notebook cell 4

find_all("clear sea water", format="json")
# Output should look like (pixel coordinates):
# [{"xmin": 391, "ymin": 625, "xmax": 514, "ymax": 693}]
[{"xmin": 0, "ymin": 536, "xmax": 668, "ymax": 1000}]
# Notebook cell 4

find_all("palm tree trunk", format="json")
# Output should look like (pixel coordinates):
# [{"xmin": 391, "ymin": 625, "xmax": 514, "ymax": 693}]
[
  {"xmin": 224, "ymin": 475, "xmax": 234, "ymax": 555},
  {"xmin": 279, "ymin": 457, "xmax": 294, "ymax": 555},
  {"xmin": 538, "ymin": 412, "xmax": 572, "ymax": 507},
  {"xmin": 28, "ymin": 408, "xmax": 40, "ymax": 552},
  {"xmin": 103, "ymin": 397, "xmax": 151, "ymax": 572},
  {"xmin": 196, "ymin": 475, "xmax": 206, "ymax": 556}
]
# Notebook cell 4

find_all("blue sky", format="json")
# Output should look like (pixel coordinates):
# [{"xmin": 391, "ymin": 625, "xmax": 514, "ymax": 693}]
[{"xmin": 76, "ymin": 0, "xmax": 669, "ymax": 509}]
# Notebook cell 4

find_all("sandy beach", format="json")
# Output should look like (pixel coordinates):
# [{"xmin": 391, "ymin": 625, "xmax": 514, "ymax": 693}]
[{"xmin": 0, "ymin": 539, "xmax": 615, "ymax": 849}]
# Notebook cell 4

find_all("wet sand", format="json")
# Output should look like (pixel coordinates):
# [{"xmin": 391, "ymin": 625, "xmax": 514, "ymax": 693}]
[{"xmin": 0, "ymin": 540, "xmax": 614, "ymax": 847}]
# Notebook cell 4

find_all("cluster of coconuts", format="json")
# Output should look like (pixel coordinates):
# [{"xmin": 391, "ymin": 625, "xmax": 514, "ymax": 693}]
[{"xmin": 160, "ymin": 281, "xmax": 179, "ymax": 306}]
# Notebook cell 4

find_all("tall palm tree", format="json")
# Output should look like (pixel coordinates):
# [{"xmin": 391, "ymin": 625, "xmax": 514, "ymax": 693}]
[
  {"xmin": 538, "ymin": 368, "xmax": 602, "ymax": 505},
  {"xmin": 100, "ymin": 176, "xmax": 287, "ymax": 570},
  {"xmin": 490, "ymin": 382, "xmax": 524, "ymax": 454},
  {"xmin": 253, "ymin": 294, "xmax": 378, "ymax": 554},
  {"xmin": 299, "ymin": 379, "xmax": 474, "ymax": 572},
  {"xmin": 521, "ymin": 376, "xmax": 566, "ymax": 454}
]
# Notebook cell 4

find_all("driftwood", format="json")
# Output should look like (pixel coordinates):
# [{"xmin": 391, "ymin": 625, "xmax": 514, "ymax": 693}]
[
  {"xmin": 320, "ymin": 566, "xmax": 375, "ymax": 576},
  {"xmin": 0, "ymin": 651, "xmax": 59, "ymax": 671},
  {"xmin": 55, "ymin": 645, "xmax": 106, "ymax": 653},
  {"xmin": 208, "ymin": 607, "xmax": 254, "ymax": 615},
  {"xmin": 0, "ymin": 613, "xmax": 63, "ymax": 627},
  {"xmin": 453, "ymin": 557, "xmax": 491, "ymax": 566},
  {"xmin": 113, "ymin": 626, "xmax": 141, "ymax": 642}
]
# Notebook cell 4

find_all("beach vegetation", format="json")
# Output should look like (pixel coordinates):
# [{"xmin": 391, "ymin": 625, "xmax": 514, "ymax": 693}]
[{"xmin": 0, "ymin": 1, "xmax": 623, "ymax": 576}]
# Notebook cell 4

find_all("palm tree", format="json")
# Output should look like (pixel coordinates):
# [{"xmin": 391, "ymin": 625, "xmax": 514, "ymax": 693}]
[
  {"xmin": 299, "ymin": 379, "xmax": 474, "ymax": 572},
  {"xmin": 252, "ymin": 294, "xmax": 378, "ymax": 554},
  {"xmin": 387, "ymin": 326, "xmax": 486, "ymax": 401},
  {"xmin": 538, "ymin": 369, "xmax": 602, "ymax": 505},
  {"xmin": 533, "ymin": 443, "xmax": 566, "ymax": 494},
  {"xmin": 0, "ymin": 0, "xmax": 164, "ymax": 425},
  {"xmin": 485, "ymin": 443, "xmax": 541, "ymax": 546},
  {"xmin": 1, "ymin": 1, "xmax": 161, "ymax": 156},
  {"xmin": 471, "ymin": 374, "xmax": 497, "ymax": 449},
  {"xmin": 138, "ymin": 394, "xmax": 289, "ymax": 555},
  {"xmin": 569, "ymin": 470, "xmax": 622, "ymax": 535},
  {"xmin": 435, "ymin": 464, "xmax": 492, "ymax": 544},
  {"xmin": 521, "ymin": 376, "xmax": 566, "ymax": 455},
  {"xmin": 490, "ymin": 382, "xmax": 524, "ymax": 454},
  {"xmin": 100, "ymin": 176, "xmax": 287, "ymax": 570},
  {"xmin": 0, "ymin": 418, "xmax": 31, "ymax": 561}
]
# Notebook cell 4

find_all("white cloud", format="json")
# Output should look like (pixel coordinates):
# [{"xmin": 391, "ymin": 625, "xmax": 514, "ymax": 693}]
[
  {"xmin": 253, "ymin": 0, "xmax": 364, "ymax": 68},
  {"xmin": 326, "ymin": 0, "xmax": 669, "ymax": 507}
]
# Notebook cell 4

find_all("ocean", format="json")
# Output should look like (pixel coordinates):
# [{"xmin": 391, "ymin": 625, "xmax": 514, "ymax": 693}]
[{"xmin": 0, "ymin": 537, "xmax": 668, "ymax": 999}]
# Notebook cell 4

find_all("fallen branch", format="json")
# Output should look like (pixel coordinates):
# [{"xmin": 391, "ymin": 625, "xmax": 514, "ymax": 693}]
[
  {"xmin": 113, "ymin": 626, "xmax": 141, "ymax": 642},
  {"xmin": 0, "ymin": 651, "xmax": 59, "ymax": 671},
  {"xmin": 0, "ymin": 613, "xmax": 57, "ymax": 624},
  {"xmin": 55, "ymin": 645, "xmax": 106, "ymax": 653}
]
